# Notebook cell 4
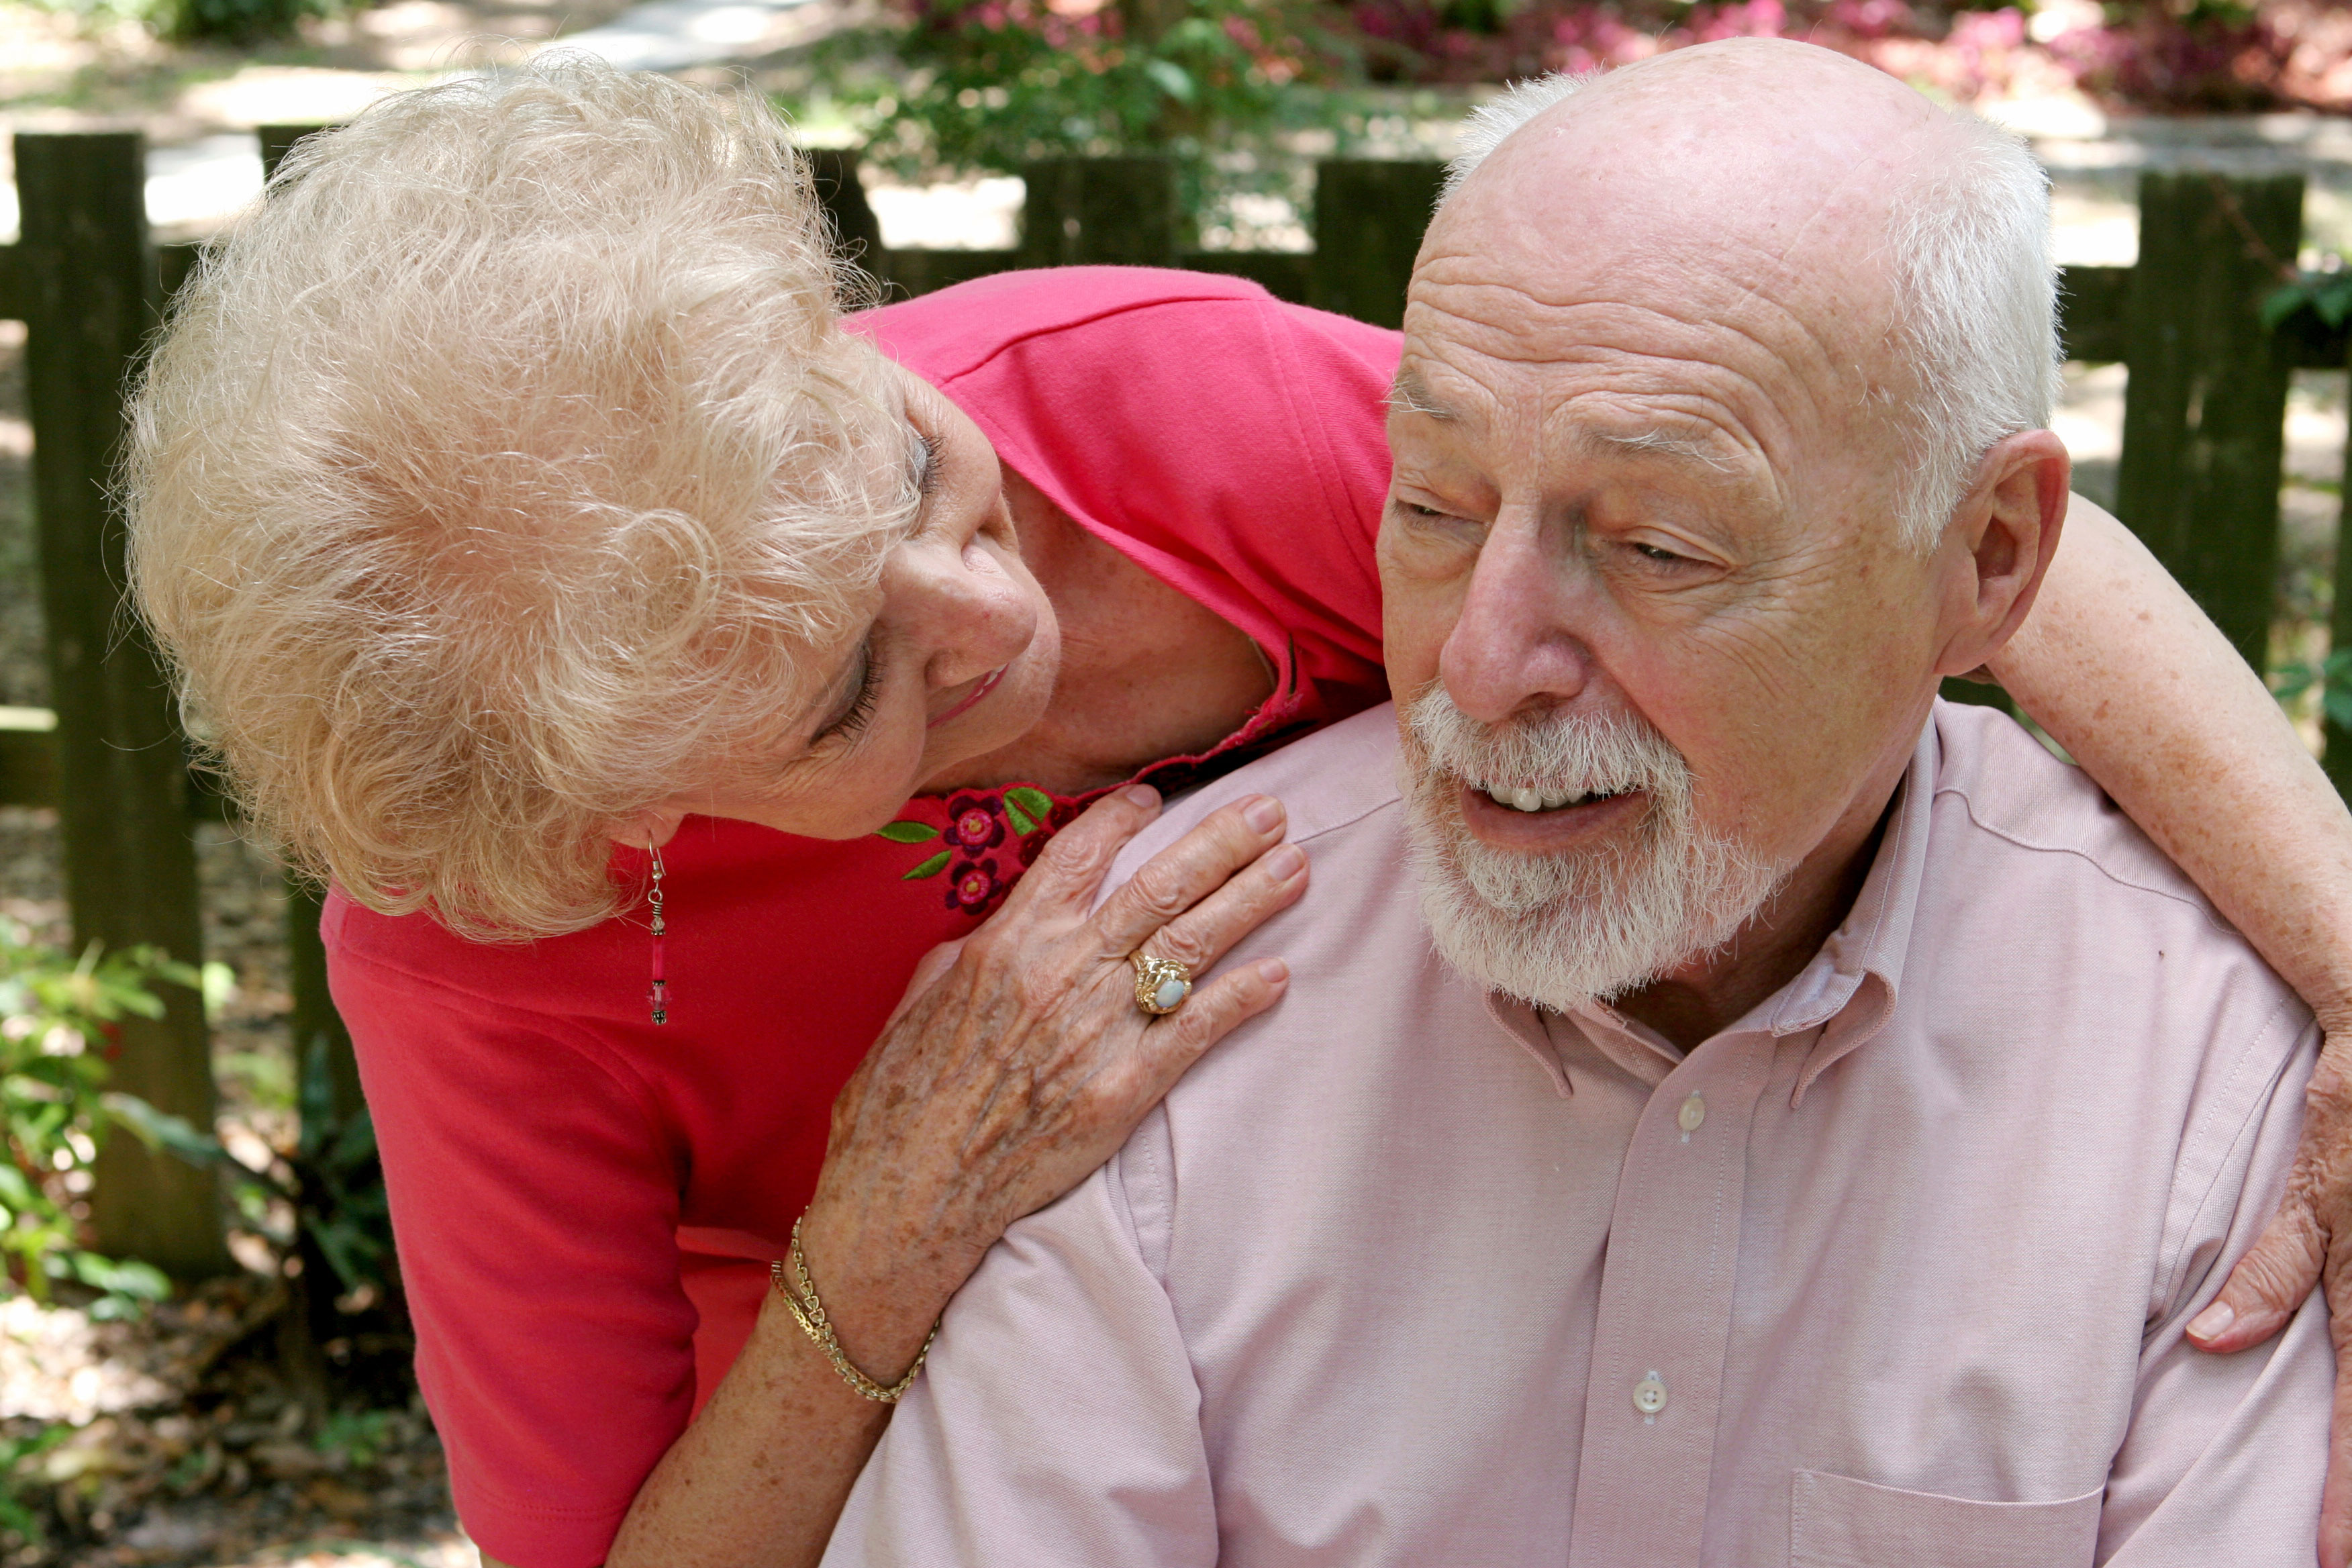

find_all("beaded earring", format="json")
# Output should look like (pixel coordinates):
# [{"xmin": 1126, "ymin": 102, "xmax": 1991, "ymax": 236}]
[{"xmin": 647, "ymin": 845, "xmax": 670, "ymax": 1026}]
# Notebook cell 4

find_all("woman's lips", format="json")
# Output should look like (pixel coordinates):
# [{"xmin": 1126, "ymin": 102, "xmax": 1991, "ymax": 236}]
[{"xmin": 927, "ymin": 666, "xmax": 1007, "ymax": 730}]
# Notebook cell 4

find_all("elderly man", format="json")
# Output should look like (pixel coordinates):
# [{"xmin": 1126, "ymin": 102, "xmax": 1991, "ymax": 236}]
[{"xmin": 818, "ymin": 40, "xmax": 2332, "ymax": 1567}]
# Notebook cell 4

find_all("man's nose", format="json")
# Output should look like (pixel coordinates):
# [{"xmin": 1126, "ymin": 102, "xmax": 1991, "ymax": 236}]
[{"xmin": 1438, "ymin": 512, "xmax": 1592, "ymax": 725}]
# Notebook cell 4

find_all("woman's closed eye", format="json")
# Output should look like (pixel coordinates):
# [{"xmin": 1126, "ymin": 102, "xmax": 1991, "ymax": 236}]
[
  {"xmin": 815, "ymin": 642, "xmax": 885, "ymax": 746},
  {"xmin": 916, "ymin": 431, "xmax": 946, "ymax": 502}
]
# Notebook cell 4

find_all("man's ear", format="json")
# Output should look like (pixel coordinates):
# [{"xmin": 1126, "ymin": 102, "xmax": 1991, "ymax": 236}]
[
  {"xmin": 1931, "ymin": 428, "xmax": 2070, "ymax": 678},
  {"xmin": 607, "ymin": 803, "xmax": 689, "ymax": 853}
]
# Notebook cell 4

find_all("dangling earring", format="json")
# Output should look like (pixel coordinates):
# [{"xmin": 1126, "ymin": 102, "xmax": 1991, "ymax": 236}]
[{"xmin": 647, "ymin": 844, "xmax": 670, "ymax": 1026}]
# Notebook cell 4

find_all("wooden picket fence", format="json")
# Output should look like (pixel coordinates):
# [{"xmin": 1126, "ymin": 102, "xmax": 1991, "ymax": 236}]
[{"xmin": 0, "ymin": 128, "xmax": 2343, "ymax": 1269}]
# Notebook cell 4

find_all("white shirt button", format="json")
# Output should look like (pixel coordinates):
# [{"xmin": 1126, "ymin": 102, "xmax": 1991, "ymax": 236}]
[
  {"xmin": 1632, "ymin": 1375, "xmax": 1668, "ymax": 1416},
  {"xmin": 1677, "ymin": 1093, "xmax": 1706, "ymax": 1134}
]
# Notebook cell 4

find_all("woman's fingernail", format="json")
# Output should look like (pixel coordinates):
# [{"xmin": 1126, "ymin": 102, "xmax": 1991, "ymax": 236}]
[
  {"xmin": 1266, "ymin": 844, "xmax": 1307, "ymax": 879},
  {"xmin": 2188, "ymin": 1301, "xmax": 2235, "ymax": 1340},
  {"xmin": 1242, "ymin": 795, "xmax": 1283, "ymax": 834},
  {"xmin": 1125, "ymin": 784, "xmax": 1160, "ymax": 808},
  {"xmin": 1255, "ymin": 958, "xmax": 1289, "ymax": 985}
]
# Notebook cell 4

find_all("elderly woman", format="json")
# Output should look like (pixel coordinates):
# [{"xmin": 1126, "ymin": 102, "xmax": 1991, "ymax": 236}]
[{"xmin": 126, "ymin": 60, "xmax": 2352, "ymax": 1568}]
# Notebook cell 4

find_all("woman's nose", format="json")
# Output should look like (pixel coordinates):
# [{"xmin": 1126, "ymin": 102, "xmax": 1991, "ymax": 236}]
[{"xmin": 907, "ymin": 542, "xmax": 1037, "ymax": 692}]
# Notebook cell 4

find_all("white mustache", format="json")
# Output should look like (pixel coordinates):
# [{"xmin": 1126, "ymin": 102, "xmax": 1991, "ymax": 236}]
[{"xmin": 1404, "ymin": 684, "xmax": 1686, "ymax": 804}]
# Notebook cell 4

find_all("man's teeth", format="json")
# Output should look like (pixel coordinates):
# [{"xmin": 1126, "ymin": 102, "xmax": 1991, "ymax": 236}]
[{"xmin": 1483, "ymin": 783, "xmax": 1596, "ymax": 812}]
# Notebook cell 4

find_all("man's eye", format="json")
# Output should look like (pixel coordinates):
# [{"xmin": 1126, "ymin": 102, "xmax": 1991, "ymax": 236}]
[{"xmin": 1632, "ymin": 542, "xmax": 1689, "ymax": 565}]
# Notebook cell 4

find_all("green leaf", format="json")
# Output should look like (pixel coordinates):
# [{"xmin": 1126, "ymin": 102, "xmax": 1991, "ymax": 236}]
[
  {"xmin": 313, "ymin": 1218, "xmax": 387, "ymax": 1291},
  {"xmin": 1003, "ymin": 799, "xmax": 1036, "ymax": 835},
  {"xmin": 101, "ymin": 1092, "xmax": 238, "ymax": 1170},
  {"xmin": 2324, "ymin": 689, "xmax": 2352, "ymax": 734},
  {"xmin": 875, "ymin": 820, "xmax": 940, "ymax": 844},
  {"xmin": 1144, "ymin": 58, "xmax": 1197, "ymax": 104},
  {"xmin": 200, "ymin": 961, "xmax": 236, "ymax": 1020},
  {"xmin": 1005, "ymin": 786, "xmax": 1055, "ymax": 822},
  {"xmin": 68, "ymin": 1251, "xmax": 168, "ymax": 1301},
  {"xmin": 2263, "ymin": 282, "xmax": 2310, "ymax": 332},
  {"xmin": 902, "ymin": 850, "xmax": 952, "ymax": 881}
]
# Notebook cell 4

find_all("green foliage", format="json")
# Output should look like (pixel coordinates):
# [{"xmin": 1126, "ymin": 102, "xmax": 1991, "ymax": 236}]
[
  {"xmin": 2263, "ymin": 268, "xmax": 2352, "ymax": 334},
  {"xmin": 797, "ymin": 0, "xmax": 1361, "ymax": 225},
  {"xmin": 0, "ymin": 925, "xmax": 198, "ymax": 1313},
  {"xmin": 17, "ymin": 0, "xmax": 339, "ymax": 47},
  {"xmin": 311, "ymin": 1406, "xmax": 393, "ymax": 1467},
  {"xmin": 2271, "ymin": 648, "xmax": 2352, "ymax": 732},
  {"xmin": 0, "ymin": 1425, "xmax": 68, "ymax": 1547},
  {"xmin": 117, "ymin": 1034, "xmax": 390, "ymax": 1298}
]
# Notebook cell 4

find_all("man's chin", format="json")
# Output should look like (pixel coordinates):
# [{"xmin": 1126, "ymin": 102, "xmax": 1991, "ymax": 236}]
[
  {"xmin": 1418, "ymin": 873, "xmax": 1673, "ymax": 1012},
  {"xmin": 1408, "ymin": 816, "xmax": 1784, "ymax": 1014}
]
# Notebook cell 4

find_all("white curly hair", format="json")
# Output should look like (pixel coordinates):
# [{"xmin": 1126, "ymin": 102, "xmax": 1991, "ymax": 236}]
[{"xmin": 127, "ymin": 58, "xmax": 916, "ymax": 938}]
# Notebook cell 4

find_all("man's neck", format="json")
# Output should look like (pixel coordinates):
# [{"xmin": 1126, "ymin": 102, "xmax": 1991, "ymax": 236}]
[{"xmin": 1611, "ymin": 753, "xmax": 1912, "ymax": 1053}]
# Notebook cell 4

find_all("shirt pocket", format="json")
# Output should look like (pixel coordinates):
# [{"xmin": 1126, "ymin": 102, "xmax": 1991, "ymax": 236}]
[{"xmin": 1790, "ymin": 1469, "xmax": 2104, "ymax": 1568}]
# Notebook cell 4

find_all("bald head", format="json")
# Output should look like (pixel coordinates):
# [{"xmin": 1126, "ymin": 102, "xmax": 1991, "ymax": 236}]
[{"xmin": 1442, "ymin": 41, "xmax": 1944, "ymax": 264}]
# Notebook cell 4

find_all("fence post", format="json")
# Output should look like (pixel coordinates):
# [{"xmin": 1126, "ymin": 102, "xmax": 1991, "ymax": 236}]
[
  {"xmin": 1018, "ymin": 156, "xmax": 1179, "ymax": 268},
  {"xmin": 2114, "ymin": 168, "xmax": 2304, "ymax": 673},
  {"xmin": 1310, "ymin": 160, "xmax": 1444, "ymax": 330},
  {"xmin": 16, "ymin": 131, "xmax": 226, "ymax": 1277}
]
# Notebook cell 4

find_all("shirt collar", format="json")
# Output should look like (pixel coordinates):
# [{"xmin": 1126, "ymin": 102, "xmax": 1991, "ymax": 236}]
[{"xmin": 1492, "ymin": 717, "xmax": 1942, "ymax": 1104}]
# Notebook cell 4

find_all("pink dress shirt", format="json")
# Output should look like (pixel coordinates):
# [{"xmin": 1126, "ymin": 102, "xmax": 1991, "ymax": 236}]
[{"xmin": 823, "ymin": 701, "xmax": 2332, "ymax": 1567}]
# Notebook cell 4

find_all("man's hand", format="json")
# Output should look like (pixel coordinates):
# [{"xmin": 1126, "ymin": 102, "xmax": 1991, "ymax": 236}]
[{"xmin": 2190, "ymin": 1030, "xmax": 2352, "ymax": 1568}]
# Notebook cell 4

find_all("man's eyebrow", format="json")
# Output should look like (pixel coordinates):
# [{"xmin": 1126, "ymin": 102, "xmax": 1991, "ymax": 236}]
[
  {"xmin": 1566, "ymin": 424, "xmax": 1742, "ymax": 474},
  {"xmin": 1387, "ymin": 370, "xmax": 1459, "ymax": 422}
]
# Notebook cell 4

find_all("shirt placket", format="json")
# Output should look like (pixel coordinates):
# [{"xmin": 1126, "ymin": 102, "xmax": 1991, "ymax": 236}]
[{"xmin": 1567, "ymin": 1028, "xmax": 1772, "ymax": 1568}]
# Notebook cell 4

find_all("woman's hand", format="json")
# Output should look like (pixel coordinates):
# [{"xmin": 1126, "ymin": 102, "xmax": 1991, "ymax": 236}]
[
  {"xmin": 797, "ymin": 783, "xmax": 1306, "ymax": 1375},
  {"xmin": 2188, "ymin": 1028, "xmax": 2352, "ymax": 1568}
]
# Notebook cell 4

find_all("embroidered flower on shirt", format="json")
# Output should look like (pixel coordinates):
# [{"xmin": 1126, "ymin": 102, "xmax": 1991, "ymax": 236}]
[
  {"xmin": 944, "ymin": 794, "xmax": 1009, "ymax": 854},
  {"xmin": 878, "ymin": 787, "xmax": 1062, "ymax": 909},
  {"xmin": 945, "ymin": 856, "xmax": 1006, "ymax": 914}
]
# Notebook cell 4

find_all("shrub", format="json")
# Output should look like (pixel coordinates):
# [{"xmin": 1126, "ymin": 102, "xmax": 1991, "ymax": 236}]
[{"xmin": 0, "ymin": 926, "xmax": 198, "ymax": 1316}]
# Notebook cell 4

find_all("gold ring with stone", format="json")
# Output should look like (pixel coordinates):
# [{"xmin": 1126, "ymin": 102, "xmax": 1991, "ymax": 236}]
[{"xmin": 1132, "ymin": 952, "xmax": 1193, "ymax": 1016}]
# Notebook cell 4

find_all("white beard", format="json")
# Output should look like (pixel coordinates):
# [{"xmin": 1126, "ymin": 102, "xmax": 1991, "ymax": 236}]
[{"xmin": 1400, "ymin": 686, "xmax": 1787, "ymax": 1012}]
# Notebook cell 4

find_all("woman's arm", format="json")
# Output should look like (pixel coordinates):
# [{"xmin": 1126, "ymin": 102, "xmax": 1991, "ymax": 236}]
[
  {"xmin": 1991, "ymin": 493, "xmax": 2352, "ymax": 1568},
  {"xmin": 585, "ymin": 786, "xmax": 1306, "ymax": 1568}
]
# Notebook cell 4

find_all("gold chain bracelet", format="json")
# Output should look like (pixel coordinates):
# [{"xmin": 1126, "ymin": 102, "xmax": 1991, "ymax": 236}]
[{"xmin": 771, "ymin": 1216, "xmax": 939, "ymax": 1404}]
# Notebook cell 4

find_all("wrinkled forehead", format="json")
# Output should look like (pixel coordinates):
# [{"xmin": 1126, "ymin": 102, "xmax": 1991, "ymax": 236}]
[{"xmin": 1408, "ymin": 60, "xmax": 1934, "ymax": 458}]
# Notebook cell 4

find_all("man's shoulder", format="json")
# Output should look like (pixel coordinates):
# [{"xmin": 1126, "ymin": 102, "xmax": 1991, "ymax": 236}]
[
  {"xmin": 1922, "ymin": 699, "xmax": 2309, "ymax": 1061},
  {"xmin": 1108, "ymin": 705, "xmax": 1405, "ymax": 887},
  {"xmin": 1929, "ymin": 699, "xmax": 2233, "ymax": 929}
]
